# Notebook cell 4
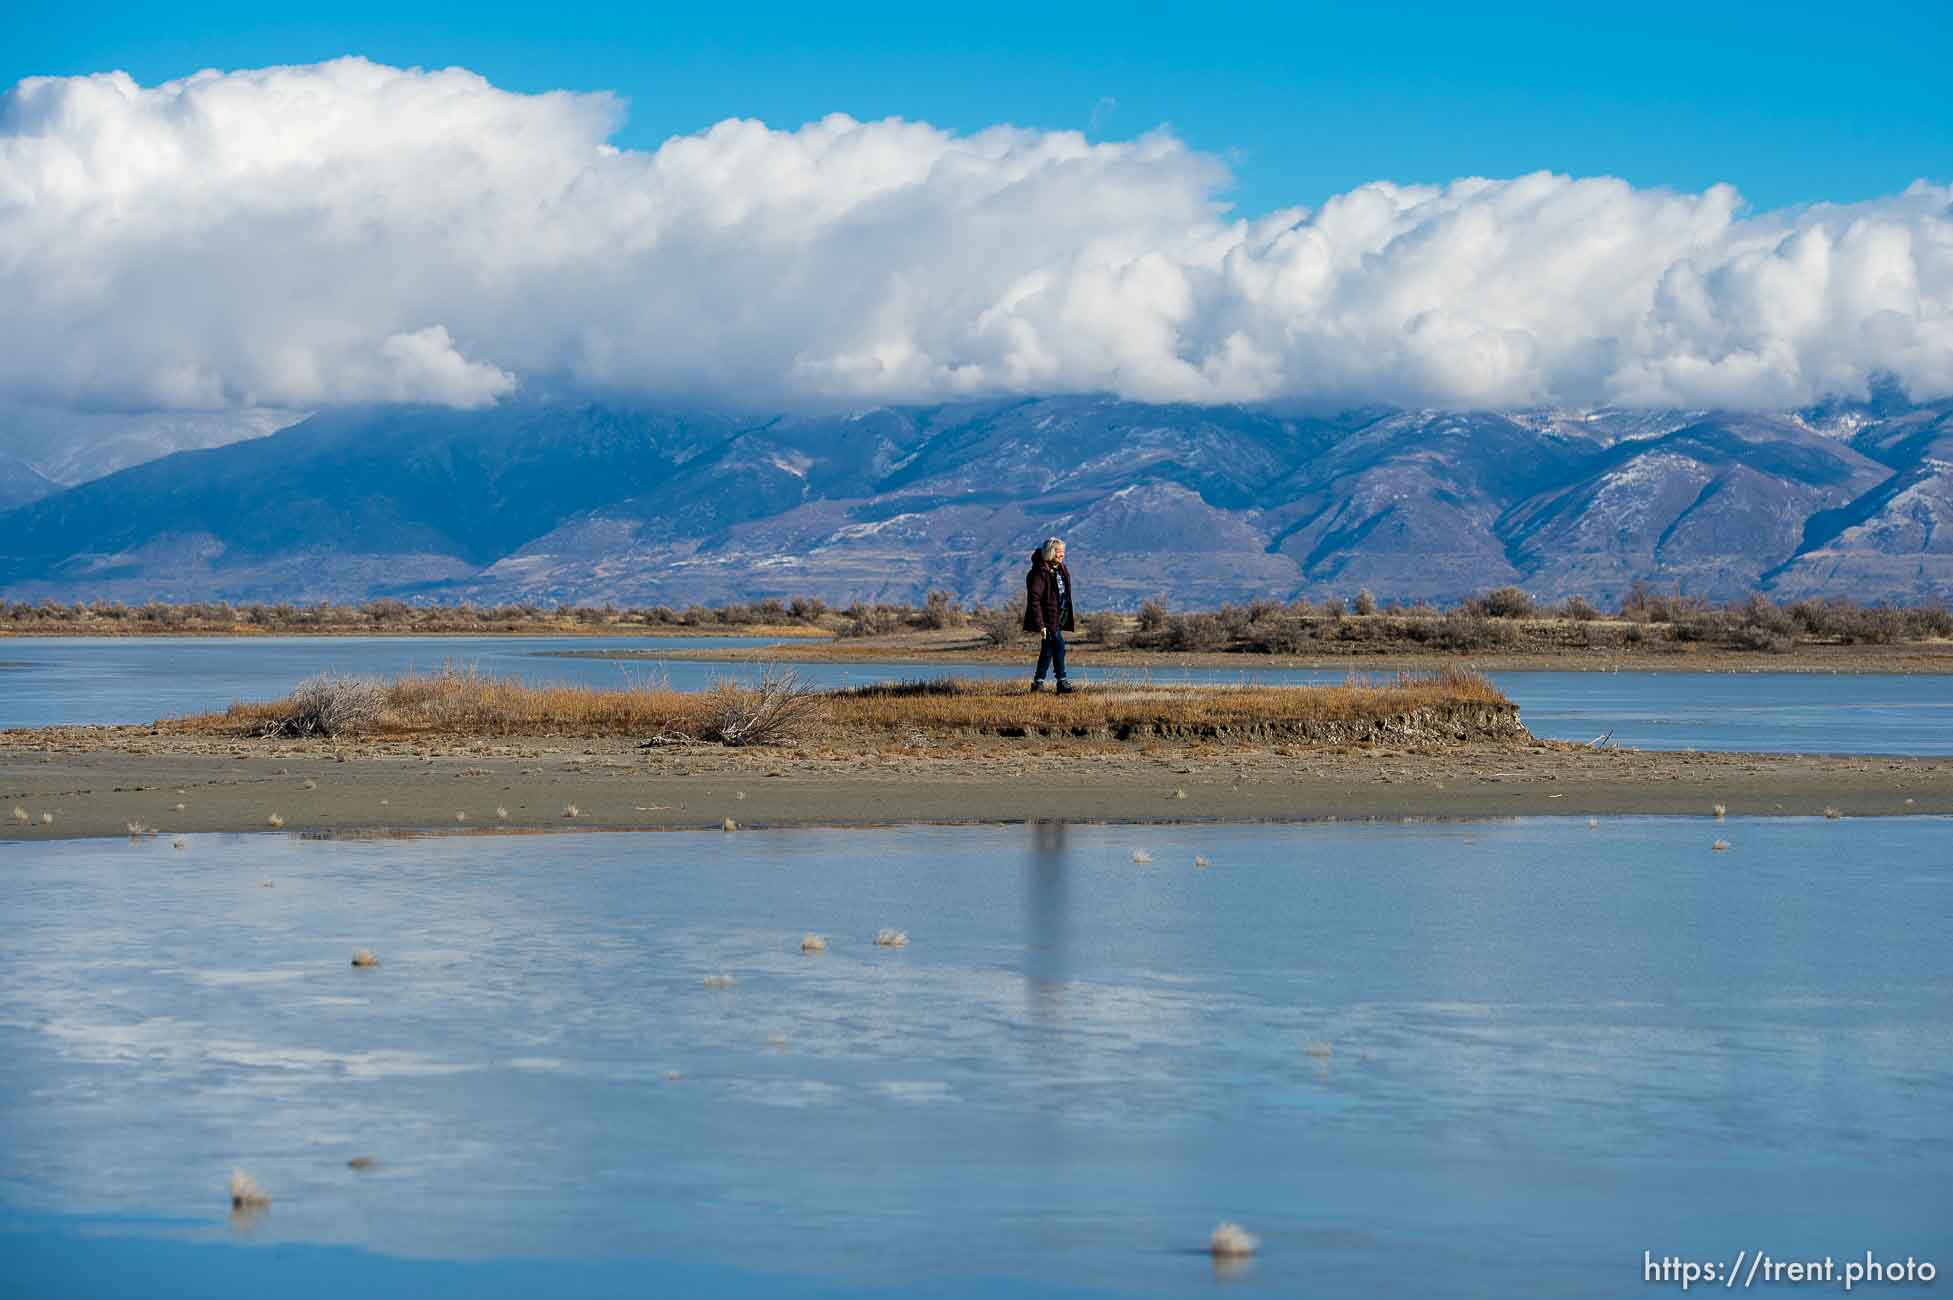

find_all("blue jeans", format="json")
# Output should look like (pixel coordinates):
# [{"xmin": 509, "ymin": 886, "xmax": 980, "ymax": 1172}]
[{"xmin": 1034, "ymin": 628, "xmax": 1068, "ymax": 682}]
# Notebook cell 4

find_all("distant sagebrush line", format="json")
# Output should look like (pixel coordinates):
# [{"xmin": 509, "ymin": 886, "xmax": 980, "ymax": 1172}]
[
  {"xmin": 190, "ymin": 665, "xmax": 1515, "ymax": 745},
  {"xmin": 7, "ymin": 588, "xmax": 1949, "ymax": 655}
]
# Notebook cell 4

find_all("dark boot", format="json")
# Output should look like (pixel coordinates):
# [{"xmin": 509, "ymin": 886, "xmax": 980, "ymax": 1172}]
[
  {"xmin": 1029, "ymin": 679, "xmax": 1046, "ymax": 693},
  {"xmin": 1055, "ymin": 679, "xmax": 1076, "ymax": 695}
]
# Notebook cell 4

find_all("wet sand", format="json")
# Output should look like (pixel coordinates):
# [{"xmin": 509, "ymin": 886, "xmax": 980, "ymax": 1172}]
[{"xmin": 5, "ymin": 731, "xmax": 1946, "ymax": 840}]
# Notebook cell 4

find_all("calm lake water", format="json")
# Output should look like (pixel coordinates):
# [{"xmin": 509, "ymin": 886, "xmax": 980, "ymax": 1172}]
[
  {"xmin": 1, "ymin": 819, "xmax": 1948, "ymax": 1298},
  {"xmin": 3, "ymin": 635, "xmax": 1952, "ymax": 754}
]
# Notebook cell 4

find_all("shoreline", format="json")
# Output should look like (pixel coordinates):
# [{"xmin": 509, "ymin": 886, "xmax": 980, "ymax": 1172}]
[
  {"xmin": 0, "ymin": 623, "xmax": 831, "ymax": 640},
  {"xmin": 7, "ymin": 625, "xmax": 1953, "ymax": 674},
  {"xmin": 6, "ymin": 736, "xmax": 1947, "ymax": 841},
  {"xmin": 544, "ymin": 639, "xmax": 1953, "ymax": 676}
]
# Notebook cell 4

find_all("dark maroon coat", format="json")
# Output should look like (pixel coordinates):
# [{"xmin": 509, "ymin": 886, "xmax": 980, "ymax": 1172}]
[{"xmin": 1022, "ymin": 557, "xmax": 1076, "ymax": 633}]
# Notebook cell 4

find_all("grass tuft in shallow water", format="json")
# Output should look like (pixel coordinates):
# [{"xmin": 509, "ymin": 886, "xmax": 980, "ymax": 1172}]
[
  {"xmin": 1209, "ymin": 1222, "xmax": 1259, "ymax": 1257},
  {"xmin": 228, "ymin": 1168, "xmax": 271, "ymax": 1209}
]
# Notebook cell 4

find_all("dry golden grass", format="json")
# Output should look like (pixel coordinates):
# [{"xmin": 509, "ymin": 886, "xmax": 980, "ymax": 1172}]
[
  {"xmin": 229, "ymin": 1168, "xmax": 271, "ymax": 1209},
  {"xmin": 828, "ymin": 666, "xmax": 1507, "ymax": 731},
  {"xmin": 209, "ymin": 668, "xmax": 721, "ymax": 739},
  {"xmin": 192, "ymin": 665, "xmax": 1513, "ymax": 744},
  {"xmin": 1209, "ymin": 1222, "xmax": 1260, "ymax": 1257}
]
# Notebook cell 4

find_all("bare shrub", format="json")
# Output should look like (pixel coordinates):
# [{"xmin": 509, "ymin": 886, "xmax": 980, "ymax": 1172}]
[
  {"xmin": 701, "ymin": 671, "xmax": 822, "ymax": 746},
  {"xmin": 1159, "ymin": 613, "xmax": 1231, "ymax": 651},
  {"xmin": 1841, "ymin": 606, "xmax": 1907, "ymax": 645},
  {"xmin": 1318, "ymin": 596, "xmax": 1346, "ymax": 619},
  {"xmin": 1729, "ymin": 624, "xmax": 1794, "ymax": 653},
  {"xmin": 361, "ymin": 597, "xmax": 410, "ymax": 624},
  {"xmin": 977, "ymin": 598, "xmax": 1028, "ymax": 646},
  {"xmin": 1352, "ymin": 589, "xmax": 1377, "ymax": 615},
  {"xmin": 1670, "ymin": 613, "xmax": 1732, "ymax": 643},
  {"xmin": 837, "ymin": 603, "xmax": 904, "ymax": 638},
  {"xmin": 1733, "ymin": 592, "xmax": 1794, "ymax": 636},
  {"xmin": 1240, "ymin": 618, "xmax": 1311, "ymax": 654},
  {"xmin": 1619, "ymin": 581, "xmax": 1706, "ymax": 623},
  {"xmin": 1405, "ymin": 613, "xmax": 1516, "ymax": 651},
  {"xmin": 1558, "ymin": 596, "xmax": 1599, "ymax": 621},
  {"xmin": 1130, "ymin": 609, "xmax": 1230, "ymax": 651},
  {"xmin": 920, "ymin": 589, "xmax": 965, "ymax": 629},
  {"xmin": 1136, "ymin": 598, "xmax": 1170, "ymax": 633},
  {"xmin": 1779, "ymin": 597, "xmax": 1914, "ymax": 644},
  {"xmin": 1907, "ymin": 602, "xmax": 1953, "ymax": 638},
  {"xmin": 1082, "ymin": 610, "xmax": 1124, "ymax": 645},
  {"xmin": 648, "ymin": 670, "xmax": 822, "ymax": 747},
  {"xmin": 261, "ymin": 674, "xmax": 385, "ymax": 738},
  {"xmin": 1783, "ymin": 597, "xmax": 1840, "ymax": 637},
  {"xmin": 1471, "ymin": 586, "xmax": 1535, "ymax": 619},
  {"xmin": 1215, "ymin": 604, "xmax": 1253, "ymax": 640}
]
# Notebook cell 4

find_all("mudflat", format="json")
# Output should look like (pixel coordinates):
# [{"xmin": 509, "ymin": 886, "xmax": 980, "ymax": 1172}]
[{"xmin": 5, "ymin": 731, "xmax": 1945, "ymax": 840}]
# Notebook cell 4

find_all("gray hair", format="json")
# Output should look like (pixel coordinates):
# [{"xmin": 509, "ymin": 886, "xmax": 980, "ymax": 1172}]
[{"xmin": 1041, "ymin": 537, "xmax": 1065, "ymax": 561}]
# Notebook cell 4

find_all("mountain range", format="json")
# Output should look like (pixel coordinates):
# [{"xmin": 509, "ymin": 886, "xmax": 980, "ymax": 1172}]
[{"xmin": 2, "ymin": 395, "xmax": 1950, "ymax": 608}]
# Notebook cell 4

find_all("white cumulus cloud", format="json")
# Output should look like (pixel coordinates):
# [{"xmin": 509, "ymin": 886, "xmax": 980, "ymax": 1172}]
[{"xmin": 1, "ymin": 56, "xmax": 1949, "ymax": 417}]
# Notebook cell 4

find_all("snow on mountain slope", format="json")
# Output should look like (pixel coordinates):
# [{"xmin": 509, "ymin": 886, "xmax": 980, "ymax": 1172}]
[{"xmin": 7, "ymin": 397, "xmax": 1953, "ymax": 606}]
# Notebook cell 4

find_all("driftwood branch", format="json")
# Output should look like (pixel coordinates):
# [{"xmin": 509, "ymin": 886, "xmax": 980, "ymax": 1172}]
[
  {"xmin": 638, "ymin": 669, "xmax": 822, "ymax": 747},
  {"xmin": 259, "ymin": 674, "xmax": 385, "ymax": 739}
]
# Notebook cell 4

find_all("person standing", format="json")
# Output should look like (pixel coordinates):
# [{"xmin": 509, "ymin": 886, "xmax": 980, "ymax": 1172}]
[{"xmin": 1022, "ymin": 537, "xmax": 1076, "ymax": 693}]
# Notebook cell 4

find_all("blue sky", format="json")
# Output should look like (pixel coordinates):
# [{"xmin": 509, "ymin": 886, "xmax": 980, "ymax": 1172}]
[{"xmin": 8, "ymin": 0, "xmax": 1949, "ymax": 219}]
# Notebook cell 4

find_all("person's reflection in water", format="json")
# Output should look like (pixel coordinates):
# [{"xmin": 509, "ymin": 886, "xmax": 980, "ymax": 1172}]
[
  {"xmin": 1020, "ymin": 820, "xmax": 1080, "ymax": 1214},
  {"xmin": 1025, "ymin": 819, "xmax": 1071, "ymax": 1030}
]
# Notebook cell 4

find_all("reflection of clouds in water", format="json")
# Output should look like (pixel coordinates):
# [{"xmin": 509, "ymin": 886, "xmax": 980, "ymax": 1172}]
[
  {"xmin": 2, "ymin": 820, "xmax": 1950, "ymax": 1282},
  {"xmin": 186, "ymin": 968, "xmax": 312, "ymax": 987},
  {"xmin": 718, "ymin": 1078, "xmax": 849, "ymax": 1110},
  {"xmin": 36, "ymin": 1015, "xmax": 471, "ymax": 1080},
  {"xmin": 872, "ymin": 1081, "xmax": 956, "ymax": 1105}
]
